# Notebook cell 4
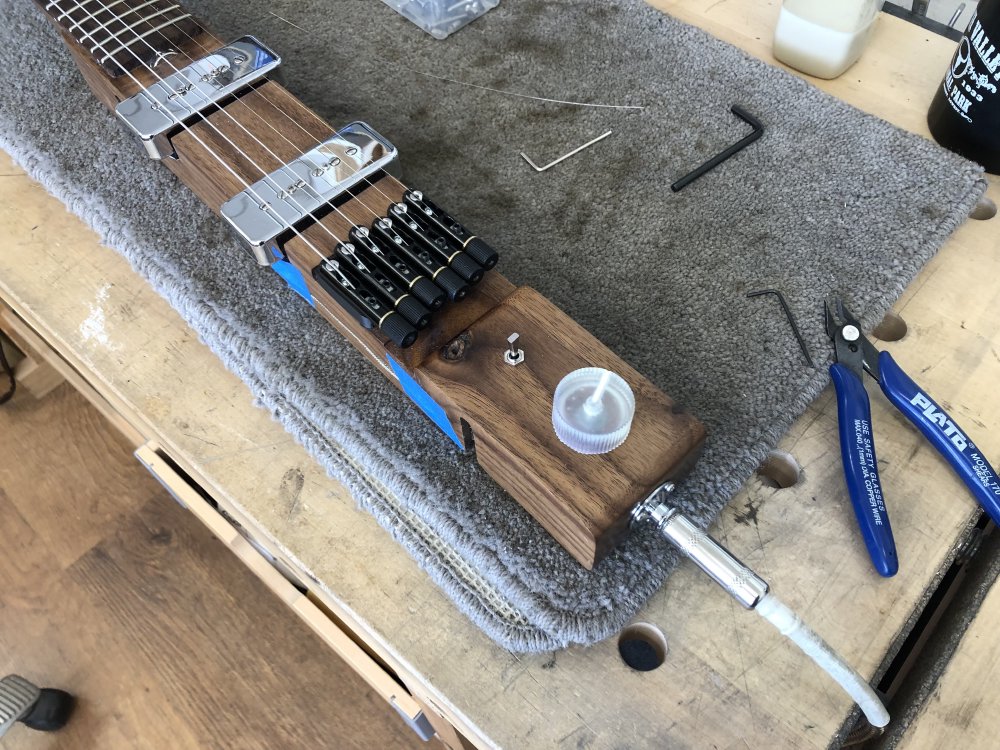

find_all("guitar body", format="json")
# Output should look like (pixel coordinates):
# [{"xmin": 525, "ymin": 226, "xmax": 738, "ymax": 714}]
[{"xmin": 34, "ymin": 0, "xmax": 705, "ymax": 568}]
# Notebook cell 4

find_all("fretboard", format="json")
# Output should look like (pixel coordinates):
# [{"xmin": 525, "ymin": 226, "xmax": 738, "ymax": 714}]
[{"xmin": 37, "ymin": 0, "xmax": 202, "ymax": 77}]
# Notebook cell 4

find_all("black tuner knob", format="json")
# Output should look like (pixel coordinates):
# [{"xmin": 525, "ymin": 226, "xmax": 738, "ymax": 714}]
[
  {"xmin": 433, "ymin": 267, "xmax": 469, "ymax": 302},
  {"xmin": 396, "ymin": 295, "xmax": 432, "ymax": 329},
  {"xmin": 463, "ymin": 237, "xmax": 499, "ymax": 269},
  {"xmin": 380, "ymin": 312, "xmax": 419, "ymax": 349},
  {"xmin": 411, "ymin": 276, "xmax": 447, "ymax": 311},
  {"xmin": 448, "ymin": 252, "xmax": 484, "ymax": 284},
  {"xmin": 20, "ymin": 689, "xmax": 75, "ymax": 732}
]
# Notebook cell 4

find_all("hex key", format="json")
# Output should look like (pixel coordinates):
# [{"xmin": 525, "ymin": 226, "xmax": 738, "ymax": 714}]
[
  {"xmin": 520, "ymin": 131, "xmax": 614, "ymax": 172},
  {"xmin": 671, "ymin": 106, "xmax": 764, "ymax": 192},
  {"xmin": 746, "ymin": 288, "xmax": 815, "ymax": 367}
]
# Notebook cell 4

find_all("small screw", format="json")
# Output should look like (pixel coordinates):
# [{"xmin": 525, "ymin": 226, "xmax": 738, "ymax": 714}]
[{"xmin": 504, "ymin": 333, "xmax": 524, "ymax": 366}]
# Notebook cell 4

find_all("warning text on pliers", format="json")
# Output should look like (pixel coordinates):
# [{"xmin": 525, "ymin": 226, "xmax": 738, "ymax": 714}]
[{"xmin": 855, "ymin": 418, "xmax": 887, "ymax": 525}]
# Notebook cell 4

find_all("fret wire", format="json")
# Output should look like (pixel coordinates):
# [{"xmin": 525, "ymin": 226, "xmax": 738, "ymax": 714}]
[
  {"xmin": 68, "ymin": 0, "xmax": 126, "ymax": 36},
  {"xmin": 98, "ymin": 14, "xmax": 191, "ymax": 64},
  {"xmin": 77, "ymin": 0, "xmax": 158, "ymax": 44},
  {"xmin": 91, "ymin": 3, "xmax": 180, "ymax": 54},
  {"xmin": 56, "ymin": 0, "xmax": 96, "ymax": 22},
  {"xmin": 97, "ymin": 14, "xmax": 192, "ymax": 63}
]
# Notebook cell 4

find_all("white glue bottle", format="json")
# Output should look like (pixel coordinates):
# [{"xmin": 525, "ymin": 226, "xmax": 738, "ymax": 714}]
[{"xmin": 773, "ymin": 0, "xmax": 884, "ymax": 79}]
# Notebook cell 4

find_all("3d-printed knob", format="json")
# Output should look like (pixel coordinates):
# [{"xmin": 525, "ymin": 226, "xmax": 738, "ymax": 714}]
[{"xmin": 552, "ymin": 368, "xmax": 635, "ymax": 454}]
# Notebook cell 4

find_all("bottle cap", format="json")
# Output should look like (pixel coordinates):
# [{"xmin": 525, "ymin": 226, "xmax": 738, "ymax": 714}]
[{"xmin": 552, "ymin": 368, "xmax": 635, "ymax": 454}]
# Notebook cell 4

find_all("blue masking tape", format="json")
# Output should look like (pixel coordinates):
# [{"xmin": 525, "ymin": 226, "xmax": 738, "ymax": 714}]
[
  {"xmin": 273, "ymin": 259, "xmax": 314, "ymax": 305},
  {"xmin": 387, "ymin": 354, "xmax": 462, "ymax": 448}
]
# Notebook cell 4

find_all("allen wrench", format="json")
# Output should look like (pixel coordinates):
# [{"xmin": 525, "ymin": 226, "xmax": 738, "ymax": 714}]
[
  {"xmin": 671, "ymin": 105, "xmax": 763, "ymax": 192},
  {"xmin": 520, "ymin": 130, "xmax": 613, "ymax": 172},
  {"xmin": 747, "ymin": 288, "xmax": 815, "ymax": 367}
]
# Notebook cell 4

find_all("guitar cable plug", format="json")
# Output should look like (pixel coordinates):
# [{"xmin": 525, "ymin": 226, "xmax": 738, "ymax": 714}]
[{"xmin": 631, "ymin": 483, "xmax": 890, "ymax": 731}]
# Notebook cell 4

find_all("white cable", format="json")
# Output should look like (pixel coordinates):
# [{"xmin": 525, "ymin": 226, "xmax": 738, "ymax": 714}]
[{"xmin": 756, "ymin": 593, "xmax": 890, "ymax": 729}]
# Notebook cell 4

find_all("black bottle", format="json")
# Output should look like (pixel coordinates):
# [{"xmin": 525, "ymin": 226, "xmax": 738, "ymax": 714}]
[{"xmin": 928, "ymin": 1, "xmax": 1000, "ymax": 173}]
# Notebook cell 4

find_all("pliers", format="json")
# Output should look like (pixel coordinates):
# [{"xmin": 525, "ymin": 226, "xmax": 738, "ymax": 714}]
[{"xmin": 826, "ymin": 298, "xmax": 1000, "ymax": 577}]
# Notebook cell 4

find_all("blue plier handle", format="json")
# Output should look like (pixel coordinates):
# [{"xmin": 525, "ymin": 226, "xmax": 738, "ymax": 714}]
[{"xmin": 826, "ymin": 299, "xmax": 1000, "ymax": 577}]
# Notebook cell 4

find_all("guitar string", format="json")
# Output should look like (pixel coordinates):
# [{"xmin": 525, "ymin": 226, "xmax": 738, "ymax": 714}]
[
  {"xmin": 77, "ymin": 0, "xmax": 376, "ymax": 270},
  {"xmin": 135, "ymin": 17, "xmax": 419, "ymax": 222},
  {"xmin": 79, "ymin": 0, "xmax": 422, "ymax": 271},
  {"xmin": 60, "ymin": 2, "xmax": 403, "ymax": 371},
  {"xmin": 111, "ymin": 26, "xmax": 410, "ymax": 251},
  {"xmin": 67, "ymin": 1, "xmax": 335, "ymax": 269},
  {"xmin": 64, "ymin": 0, "xmax": 405, "ymax": 220},
  {"xmin": 75, "ymin": 0, "xmax": 378, "ymax": 277},
  {"xmin": 62, "ymin": 2, "xmax": 434, "ymax": 364}
]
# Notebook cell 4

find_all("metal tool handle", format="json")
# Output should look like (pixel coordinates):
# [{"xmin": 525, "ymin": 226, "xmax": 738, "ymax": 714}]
[
  {"xmin": 878, "ymin": 351, "xmax": 1000, "ymax": 526},
  {"xmin": 830, "ymin": 363, "xmax": 899, "ymax": 577}
]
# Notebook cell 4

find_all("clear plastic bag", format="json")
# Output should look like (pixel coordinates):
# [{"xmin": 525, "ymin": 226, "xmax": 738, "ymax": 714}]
[{"xmin": 380, "ymin": 0, "xmax": 501, "ymax": 40}]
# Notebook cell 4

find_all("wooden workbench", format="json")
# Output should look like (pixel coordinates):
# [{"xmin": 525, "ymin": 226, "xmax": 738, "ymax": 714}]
[{"xmin": 2, "ymin": 2, "xmax": 998, "ymax": 747}]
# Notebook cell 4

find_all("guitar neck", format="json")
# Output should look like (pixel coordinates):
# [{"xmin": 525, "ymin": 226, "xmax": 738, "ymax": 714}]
[{"xmin": 35, "ymin": 1, "xmax": 706, "ymax": 569}]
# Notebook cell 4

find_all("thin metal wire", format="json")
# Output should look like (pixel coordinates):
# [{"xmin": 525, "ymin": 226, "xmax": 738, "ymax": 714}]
[
  {"xmin": 82, "ymin": 0, "xmax": 410, "ymax": 266},
  {"xmin": 265, "ymin": 10, "xmax": 645, "ymax": 112},
  {"xmin": 134, "ymin": 16, "xmax": 408, "ymax": 228},
  {"xmin": 75, "ymin": 0, "xmax": 343, "ymax": 266}
]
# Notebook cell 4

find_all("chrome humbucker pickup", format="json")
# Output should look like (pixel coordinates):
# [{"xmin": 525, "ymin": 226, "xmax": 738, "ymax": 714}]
[
  {"xmin": 220, "ymin": 122, "xmax": 400, "ymax": 266},
  {"xmin": 115, "ymin": 36, "xmax": 280, "ymax": 160}
]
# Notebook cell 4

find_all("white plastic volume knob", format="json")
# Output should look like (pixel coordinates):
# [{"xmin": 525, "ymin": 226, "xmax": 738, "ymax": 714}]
[{"xmin": 552, "ymin": 368, "xmax": 636, "ymax": 454}]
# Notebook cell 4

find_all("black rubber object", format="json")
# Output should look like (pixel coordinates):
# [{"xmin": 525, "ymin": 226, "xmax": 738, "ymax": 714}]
[
  {"xmin": 411, "ymin": 277, "xmax": 446, "ymax": 310},
  {"xmin": 433, "ymin": 268, "xmax": 469, "ymax": 302},
  {"xmin": 671, "ymin": 105, "xmax": 763, "ymax": 192},
  {"xmin": 448, "ymin": 252, "xmax": 484, "ymax": 284},
  {"xmin": 19, "ymin": 689, "xmax": 75, "ymax": 732},
  {"xmin": 463, "ymin": 237, "xmax": 499, "ymax": 269},
  {"xmin": 379, "ymin": 312, "xmax": 418, "ymax": 349},
  {"xmin": 396, "ymin": 295, "xmax": 432, "ymax": 329}
]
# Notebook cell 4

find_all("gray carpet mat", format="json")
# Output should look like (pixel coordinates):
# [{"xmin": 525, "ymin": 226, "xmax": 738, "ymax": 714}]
[{"xmin": 0, "ymin": 0, "xmax": 986, "ymax": 651}]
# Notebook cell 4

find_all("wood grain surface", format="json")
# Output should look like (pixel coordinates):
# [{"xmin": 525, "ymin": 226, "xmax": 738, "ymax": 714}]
[
  {"xmin": 419, "ymin": 287, "xmax": 705, "ymax": 567},
  {"xmin": 47, "ymin": 0, "xmax": 705, "ymax": 566},
  {"xmin": 4, "ymin": 2, "xmax": 1000, "ymax": 748},
  {"xmin": 0, "ymin": 385, "xmax": 424, "ymax": 750}
]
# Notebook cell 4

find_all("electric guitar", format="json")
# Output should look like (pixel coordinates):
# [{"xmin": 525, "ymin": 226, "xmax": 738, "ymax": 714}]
[{"xmin": 32, "ymin": 0, "xmax": 705, "ymax": 568}]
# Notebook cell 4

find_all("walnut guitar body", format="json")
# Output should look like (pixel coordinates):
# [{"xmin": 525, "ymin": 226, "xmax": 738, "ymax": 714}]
[{"xmin": 38, "ymin": 0, "xmax": 705, "ymax": 568}]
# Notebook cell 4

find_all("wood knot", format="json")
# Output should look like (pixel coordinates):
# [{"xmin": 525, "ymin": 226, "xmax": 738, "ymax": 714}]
[{"xmin": 441, "ymin": 333, "xmax": 470, "ymax": 361}]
